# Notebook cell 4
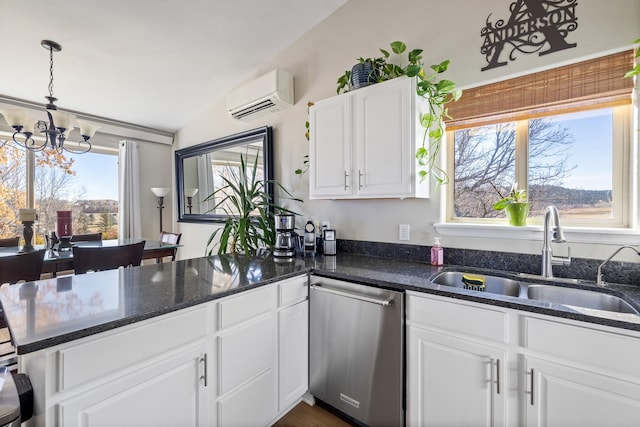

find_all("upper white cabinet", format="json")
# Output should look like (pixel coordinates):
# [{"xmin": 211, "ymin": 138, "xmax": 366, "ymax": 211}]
[{"xmin": 309, "ymin": 76, "xmax": 429, "ymax": 199}]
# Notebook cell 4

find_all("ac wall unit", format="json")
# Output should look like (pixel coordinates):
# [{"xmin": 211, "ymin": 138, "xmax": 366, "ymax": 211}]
[{"xmin": 226, "ymin": 69, "xmax": 294, "ymax": 121}]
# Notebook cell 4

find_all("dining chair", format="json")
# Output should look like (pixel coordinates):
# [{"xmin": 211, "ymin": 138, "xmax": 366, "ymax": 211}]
[
  {"xmin": 73, "ymin": 241, "xmax": 145, "ymax": 274},
  {"xmin": 0, "ymin": 237, "xmax": 20, "ymax": 248},
  {"xmin": 70, "ymin": 232, "xmax": 103, "ymax": 242},
  {"xmin": 158, "ymin": 231, "xmax": 182, "ymax": 262},
  {"xmin": 0, "ymin": 249, "xmax": 46, "ymax": 285}
]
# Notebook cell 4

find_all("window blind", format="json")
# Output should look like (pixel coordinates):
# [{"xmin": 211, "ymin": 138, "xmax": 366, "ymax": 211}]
[{"xmin": 445, "ymin": 50, "xmax": 635, "ymax": 130}]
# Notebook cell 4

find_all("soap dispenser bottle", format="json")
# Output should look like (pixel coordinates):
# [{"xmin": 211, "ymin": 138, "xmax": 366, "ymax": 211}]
[{"xmin": 431, "ymin": 237, "xmax": 444, "ymax": 266}]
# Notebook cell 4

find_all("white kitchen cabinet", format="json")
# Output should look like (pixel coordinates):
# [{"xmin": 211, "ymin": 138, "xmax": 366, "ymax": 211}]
[
  {"xmin": 522, "ymin": 316, "xmax": 640, "ymax": 427},
  {"xmin": 407, "ymin": 293, "xmax": 508, "ymax": 427},
  {"xmin": 56, "ymin": 343, "xmax": 209, "ymax": 427},
  {"xmin": 214, "ymin": 276, "xmax": 309, "ymax": 427},
  {"xmin": 407, "ymin": 291, "xmax": 640, "ymax": 427},
  {"xmin": 278, "ymin": 292, "xmax": 309, "ymax": 411},
  {"xmin": 524, "ymin": 356, "xmax": 640, "ymax": 427},
  {"xmin": 309, "ymin": 76, "xmax": 429, "ymax": 199}
]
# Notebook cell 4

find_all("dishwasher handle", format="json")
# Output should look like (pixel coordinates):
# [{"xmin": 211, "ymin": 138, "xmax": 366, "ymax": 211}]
[{"xmin": 310, "ymin": 283, "xmax": 395, "ymax": 307}]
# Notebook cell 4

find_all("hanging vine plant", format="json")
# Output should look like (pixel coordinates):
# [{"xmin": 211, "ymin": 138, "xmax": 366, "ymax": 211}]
[{"xmin": 336, "ymin": 41, "xmax": 462, "ymax": 185}]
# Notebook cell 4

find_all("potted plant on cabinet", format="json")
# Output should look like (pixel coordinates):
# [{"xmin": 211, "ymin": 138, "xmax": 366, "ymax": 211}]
[
  {"xmin": 492, "ymin": 183, "xmax": 529, "ymax": 226},
  {"xmin": 205, "ymin": 155, "xmax": 301, "ymax": 255},
  {"xmin": 335, "ymin": 41, "xmax": 462, "ymax": 184}
]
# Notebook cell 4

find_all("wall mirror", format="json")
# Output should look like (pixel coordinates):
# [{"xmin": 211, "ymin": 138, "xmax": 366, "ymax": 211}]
[{"xmin": 175, "ymin": 126, "xmax": 273, "ymax": 223}]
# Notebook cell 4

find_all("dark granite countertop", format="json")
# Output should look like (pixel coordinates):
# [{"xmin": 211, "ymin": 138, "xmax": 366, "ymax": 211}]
[{"xmin": 2, "ymin": 252, "xmax": 640, "ymax": 355}]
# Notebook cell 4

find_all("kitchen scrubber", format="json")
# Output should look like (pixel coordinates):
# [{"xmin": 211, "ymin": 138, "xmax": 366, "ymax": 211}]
[{"xmin": 462, "ymin": 274, "xmax": 486, "ymax": 291}]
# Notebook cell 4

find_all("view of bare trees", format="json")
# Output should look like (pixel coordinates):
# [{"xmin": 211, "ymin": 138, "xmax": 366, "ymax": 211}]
[
  {"xmin": 0, "ymin": 141, "xmax": 118, "ymax": 241},
  {"xmin": 453, "ymin": 118, "xmax": 590, "ymax": 218}
]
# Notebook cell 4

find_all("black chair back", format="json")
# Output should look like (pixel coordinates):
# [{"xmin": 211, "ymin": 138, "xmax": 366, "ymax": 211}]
[
  {"xmin": 70, "ymin": 233, "xmax": 103, "ymax": 242},
  {"xmin": 0, "ymin": 237, "xmax": 20, "ymax": 248},
  {"xmin": 0, "ymin": 250, "xmax": 46, "ymax": 285},
  {"xmin": 73, "ymin": 241, "xmax": 145, "ymax": 274}
]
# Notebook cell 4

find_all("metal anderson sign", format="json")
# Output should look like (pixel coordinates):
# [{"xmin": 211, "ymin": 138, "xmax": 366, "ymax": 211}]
[{"xmin": 480, "ymin": 0, "xmax": 578, "ymax": 71}]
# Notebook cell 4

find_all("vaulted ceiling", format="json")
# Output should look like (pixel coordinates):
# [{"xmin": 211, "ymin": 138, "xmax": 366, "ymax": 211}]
[{"xmin": 0, "ymin": 0, "xmax": 347, "ymax": 132}]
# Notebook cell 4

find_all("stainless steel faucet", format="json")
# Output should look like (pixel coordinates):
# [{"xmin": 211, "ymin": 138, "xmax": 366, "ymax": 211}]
[
  {"xmin": 596, "ymin": 245, "xmax": 640, "ymax": 285},
  {"xmin": 541, "ymin": 205, "xmax": 571, "ymax": 278}
]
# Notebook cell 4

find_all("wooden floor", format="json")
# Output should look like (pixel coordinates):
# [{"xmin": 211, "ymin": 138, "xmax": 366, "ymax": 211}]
[{"xmin": 273, "ymin": 402, "xmax": 355, "ymax": 427}]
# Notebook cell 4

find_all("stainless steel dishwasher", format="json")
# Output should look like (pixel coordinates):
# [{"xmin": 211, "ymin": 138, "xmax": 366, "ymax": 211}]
[{"xmin": 309, "ymin": 277, "xmax": 404, "ymax": 427}]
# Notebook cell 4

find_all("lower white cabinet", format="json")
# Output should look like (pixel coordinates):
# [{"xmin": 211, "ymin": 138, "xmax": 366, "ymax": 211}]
[
  {"xmin": 278, "ymin": 299, "xmax": 309, "ymax": 411},
  {"xmin": 407, "ymin": 292, "xmax": 508, "ymax": 427},
  {"xmin": 524, "ymin": 356, "xmax": 640, "ymax": 427},
  {"xmin": 407, "ymin": 291, "xmax": 640, "ymax": 427},
  {"xmin": 20, "ymin": 275, "xmax": 309, "ymax": 427},
  {"xmin": 56, "ymin": 343, "xmax": 209, "ymax": 427},
  {"xmin": 408, "ymin": 327, "xmax": 506, "ymax": 427}
]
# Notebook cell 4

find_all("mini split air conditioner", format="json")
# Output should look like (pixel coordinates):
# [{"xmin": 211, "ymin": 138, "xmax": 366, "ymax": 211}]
[{"xmin": 226, "ymin": 69, "xmax": 294, "ymax": 121}]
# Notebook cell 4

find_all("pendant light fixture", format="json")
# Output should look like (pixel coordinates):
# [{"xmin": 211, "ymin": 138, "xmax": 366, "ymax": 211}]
[{"xmin": 0, "ymin": 40, "xmax": 100, "ymax": 154}]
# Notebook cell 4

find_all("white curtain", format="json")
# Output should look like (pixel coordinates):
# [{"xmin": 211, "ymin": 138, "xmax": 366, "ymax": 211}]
[
  {"xmin": 118, "ymin": 140, "xmax": 142, "ymax": 239},
  {"xmin": 197, "ymin": 153, "xmax": 216, "ymax": 214}
]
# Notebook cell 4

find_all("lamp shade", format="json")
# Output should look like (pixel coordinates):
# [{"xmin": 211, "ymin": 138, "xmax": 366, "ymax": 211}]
[
  {"xmin": 77, "ymin": 119, "xmax": 101, "ymax": 139},
  {"xmin": 151, "ymin": 187, "xmax": 170, "ymax": 197},
  {"xmin": 0, "ymin": 109, "xmax": 27, "ymax": 128},
  {"xmin": 185, "ymin": 188, "xmax": 199, "ymax": 197},
  {"xmin": 48, "ymin": 109, "xmax": 76, "ymax": 131}
]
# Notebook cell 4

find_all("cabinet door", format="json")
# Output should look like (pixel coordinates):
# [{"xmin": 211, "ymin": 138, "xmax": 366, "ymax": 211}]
[
  {"xmin": 217, "ymin": 313, "xmax": 277, "ymax": 427},
  {"xmin": 524, "ymin": 356, "xmax": 640, "ymax": 427},
  {"xmin": 309, "ymin": 94, "xmax": 353, "ymax": 198},
  {"xmin": 408, "ymin": 326, "xmax": 506, "ymax": 427},
  {"xmin": 354, "ymin": 77, "xmax": 413, "ymax": 197},
  {"xmin": 278, "ymin": 301, "xmax": 309, "ymax": 411},
  {"xmin": 57, "ymin": 344, "xmax": 210, "ymax": 427}
]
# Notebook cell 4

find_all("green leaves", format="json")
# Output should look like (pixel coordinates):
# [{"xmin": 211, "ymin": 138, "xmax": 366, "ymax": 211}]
[
  {"xmin": 335, "ymin": 40, "xmax": 462, "ymax": 186},
  {"xmin": 205, "ymin": 154, "xmax": 301, "ymax": 256}
]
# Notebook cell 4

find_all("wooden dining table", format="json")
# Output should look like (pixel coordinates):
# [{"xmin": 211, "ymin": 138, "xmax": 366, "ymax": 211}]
[{"xmin": 0, "ymin": 238, "xmax": 182, "ymax": 276}]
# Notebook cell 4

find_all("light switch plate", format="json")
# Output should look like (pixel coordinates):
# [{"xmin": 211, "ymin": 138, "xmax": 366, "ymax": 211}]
[{"xmin": 399, "ymin": 224, "xmax": 410, "ymax": 241}]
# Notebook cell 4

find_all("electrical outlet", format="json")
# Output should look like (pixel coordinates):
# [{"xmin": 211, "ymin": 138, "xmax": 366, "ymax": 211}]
[
  {"xmin": 322, "ymin": 221, "xmax": 331, "ymax": 229},
  {"xmin": 399, "ymin": 224, "xmax": 410, "ymax": 241}
]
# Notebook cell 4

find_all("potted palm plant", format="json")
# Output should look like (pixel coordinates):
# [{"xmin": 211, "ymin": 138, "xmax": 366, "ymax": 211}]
[
  {"xmin": 204, "ymin": 155, "xmax": 301, "ymax": 255},
  {"xmin": 492, "ymin": 183, "xmax": 529, "ymax": 226}
]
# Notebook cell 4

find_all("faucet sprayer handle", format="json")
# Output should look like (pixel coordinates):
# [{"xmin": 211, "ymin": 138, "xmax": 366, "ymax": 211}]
[{"xmin": 552, "ymin": 246, "xmax": 571, "ymax": 266}]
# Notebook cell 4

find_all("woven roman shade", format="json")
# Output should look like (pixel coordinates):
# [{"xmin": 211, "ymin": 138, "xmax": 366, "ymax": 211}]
[{"xmin": 446, "ymin": 50, "xmax": 636, "ymax": 130}]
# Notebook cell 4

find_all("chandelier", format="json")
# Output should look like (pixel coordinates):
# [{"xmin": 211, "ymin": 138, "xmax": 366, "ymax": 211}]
[{"xmin": 0, "ymin": 40, "xmax": 100, "ymax": 154}]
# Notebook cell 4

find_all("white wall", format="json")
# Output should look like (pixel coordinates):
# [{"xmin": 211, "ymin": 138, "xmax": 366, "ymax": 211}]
[{"xmin": 174, "ymin": 0, "xmax": 640, "ymax": 262}]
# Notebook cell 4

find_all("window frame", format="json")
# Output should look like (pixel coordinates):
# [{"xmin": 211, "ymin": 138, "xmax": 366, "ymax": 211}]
[{"xmin": 445, "ymin": 104, "xmax": 633, "ymax": 228}]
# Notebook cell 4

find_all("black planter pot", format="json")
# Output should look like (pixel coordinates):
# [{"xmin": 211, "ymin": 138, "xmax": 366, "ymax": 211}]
[{"xmin": 350, "ymin": 62, "xmax": 378, "ymax": 90}]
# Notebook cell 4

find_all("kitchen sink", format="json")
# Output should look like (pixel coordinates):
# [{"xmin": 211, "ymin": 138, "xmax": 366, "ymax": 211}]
[
  {"xmin": 429, "ymin": 271, "xmax": 521, "ymax": 297},
  {"xmin": 429, "ymin": 270, "xmax": 640, "ymax": 316},
  {"xmin": 527, "ymin": 284, "xmax": 640, "ymax": 315}
]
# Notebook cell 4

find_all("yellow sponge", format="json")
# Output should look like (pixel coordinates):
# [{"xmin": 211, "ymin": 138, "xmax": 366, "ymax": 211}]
[{"xmin": 462, "ymin": 274, "xmax": 486, "ymax": 291}]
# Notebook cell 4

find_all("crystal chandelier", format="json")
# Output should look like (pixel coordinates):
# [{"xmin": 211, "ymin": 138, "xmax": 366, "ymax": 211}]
[{"xmin": 0, "ymin": 40, "xmax": 100, "ymax": 154}]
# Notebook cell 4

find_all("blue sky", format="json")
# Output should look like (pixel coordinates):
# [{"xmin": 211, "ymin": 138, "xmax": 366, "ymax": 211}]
[{"xmin": 66, "ymin": 151, "xmax": 119, "ymax": 200}]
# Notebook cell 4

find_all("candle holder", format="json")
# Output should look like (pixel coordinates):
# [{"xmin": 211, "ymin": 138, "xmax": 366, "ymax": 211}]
[{"xmin": 19, "ymin": 220, "xmax": 36, "ymax": 253}]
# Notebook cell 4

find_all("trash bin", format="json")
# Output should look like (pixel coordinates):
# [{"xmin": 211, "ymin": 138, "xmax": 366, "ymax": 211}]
[{"xmin": 0, "ymin": 368, "xmax": 32, "ymax": 427}]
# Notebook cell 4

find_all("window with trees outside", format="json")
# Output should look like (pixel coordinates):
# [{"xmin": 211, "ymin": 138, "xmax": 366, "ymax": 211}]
[
  {"xmin": 0, "ymin": 141, "xmax": 119, "ymax": 243},
  {"xmin": 445, "ymin": 50, "xmax": 635, "ymax": 228}
]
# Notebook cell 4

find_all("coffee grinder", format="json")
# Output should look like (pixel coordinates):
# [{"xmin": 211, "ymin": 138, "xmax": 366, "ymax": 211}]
[{"xmin": 274, "ymin": 214, "xmax": 296, "ymax": 258}]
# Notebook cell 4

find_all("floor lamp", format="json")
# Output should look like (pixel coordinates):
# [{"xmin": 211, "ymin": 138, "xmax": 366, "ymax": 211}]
[{"xmin": 151, "ymin": 187, "xmax": 170, "ymax": 234}]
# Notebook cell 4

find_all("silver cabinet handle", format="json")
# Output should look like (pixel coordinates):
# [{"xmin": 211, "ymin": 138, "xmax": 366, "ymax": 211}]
[
  {"xmin": 200, "ymin": 353, "xmax": 208, "ymax": 387},
  {"xmin": 495, "ymin": 359, "xmax": 501, "ymax": 395},
  {"xmin": 343, "ymin": 171, "xmax": 350, "ymax": 190},
  {"xmin": 529, "ymin": 368, "xmax": 535, "ymax": 405},
  {"xmin": 358, "ymin": 170, "xmax": 363, "ymax": 190},
  {"xmin": 310, "ymin": 284, "xmax": 394, "ymax": 307}
]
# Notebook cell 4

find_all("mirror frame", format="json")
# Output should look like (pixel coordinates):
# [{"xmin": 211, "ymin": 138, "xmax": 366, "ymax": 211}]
[{"xmin": 175, "ymin": 126, "xmax": 274, "ymax": 223}]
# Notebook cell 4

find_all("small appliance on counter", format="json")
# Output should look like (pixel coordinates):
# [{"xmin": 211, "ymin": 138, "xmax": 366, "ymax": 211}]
[
  {"xmin": 304, "ymin": 221, "xmax": 316, "ymax": 256},
  {"xmin": 323, "ymin": 229, "xmax": 336, "ymax": 256},
  {"xmin": 273, "ymin": 214, "xmax": 296, "ymax": 258}
]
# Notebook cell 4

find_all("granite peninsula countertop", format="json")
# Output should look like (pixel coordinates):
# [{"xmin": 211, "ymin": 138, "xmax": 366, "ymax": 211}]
[{"xmin": 2, "ymin": 252, "xmax": 640, "ymax": 354}]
